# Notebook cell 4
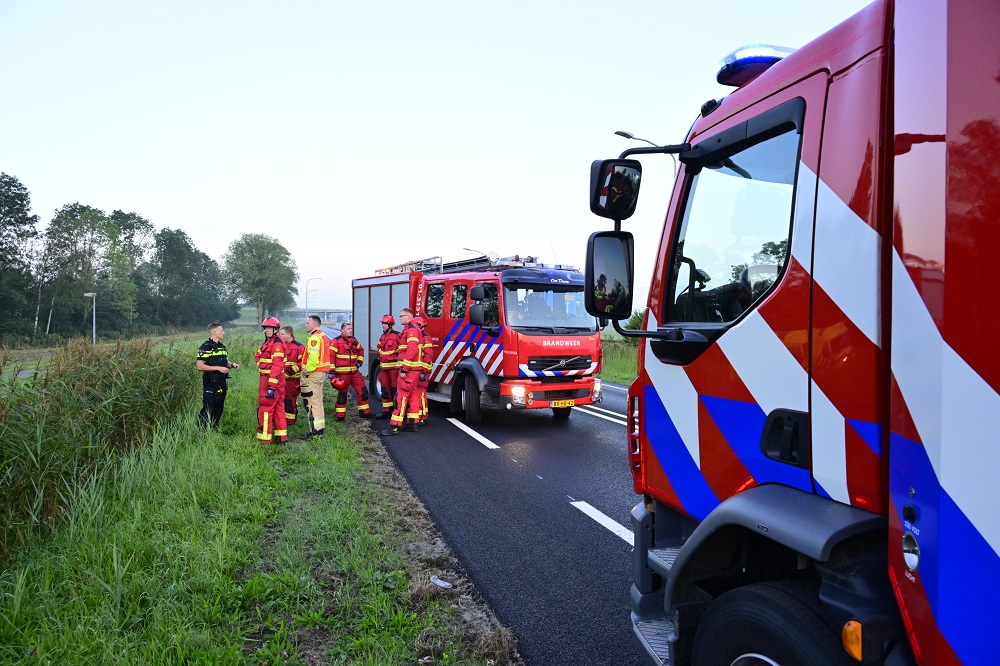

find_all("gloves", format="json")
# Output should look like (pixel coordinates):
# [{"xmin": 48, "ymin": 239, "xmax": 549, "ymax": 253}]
[
  {"xmin": 357, "ymin": 360, "xmax": 363, "ymax": 369},
  {"xmin": 266, "ymin": 388, "xmax": 275, "ymax": 399},
  {"xmin": 420, "ymin": 373, "xmax": 427, "ymax": 382}
]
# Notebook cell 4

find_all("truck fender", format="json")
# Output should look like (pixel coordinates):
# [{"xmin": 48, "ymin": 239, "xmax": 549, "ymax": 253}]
[
  {"xmin": 454, "ymin": 357, "xmax": 488, "ymax": 392},
  {"xmin": 666, "ymin": 485, "xmax": 886, "ymax": 593}
]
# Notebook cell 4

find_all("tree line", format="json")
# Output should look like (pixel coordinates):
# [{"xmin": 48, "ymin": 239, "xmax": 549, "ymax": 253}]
[{"xmin": 0, "ymin": 173, "xmax": 299, "ymax": 342}]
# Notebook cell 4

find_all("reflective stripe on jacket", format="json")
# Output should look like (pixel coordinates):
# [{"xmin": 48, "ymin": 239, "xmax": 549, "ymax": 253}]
[
  {"xmin": 283, "ymin": 339, "xmax": 305, "ymax": 380},
  {"xmin": 331, "ymin": 335, "xmax": 365, "ymax": 373},
  {"xmin": 256, "ymin": 335, "xmax": 286, "ymax": 386},
  {"xmin": 377, "ymin": 330, "xmax": 401, "ymax": 369},
  {"xmin": 397, "ymin": 324, "xmax": 423, "ymax": 373}
]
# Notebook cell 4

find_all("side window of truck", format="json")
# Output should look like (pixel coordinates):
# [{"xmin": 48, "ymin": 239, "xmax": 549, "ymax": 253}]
[
  {"xmin": 668, "ymin": 128, "xmax": 799, "ymax": 324},
  {"xmin": 477, "ymin": 283, "xmax": 500, "ymax": 326},
  {"xmin": 450, "ymin": 285, "xmax": 467, "ymax": 318},
  {"xmin": 425, "ymin": 283, "xmax": 445, "ymax": 318}
]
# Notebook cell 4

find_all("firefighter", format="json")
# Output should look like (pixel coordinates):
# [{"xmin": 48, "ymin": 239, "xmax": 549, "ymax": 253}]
[
  {"xmin": 279, "ymin": 326, "xmax": 305, "ymax": 427},
  {"xmin": 331, "ymin": 322, "xmax": 371, "ymax": 421},
  {"xmin": 255, "ymin": 316, "xmax": 287, "ymax": 444},
  {"xmin": 415, "ymin": 316, "xmax": 433, "ymax": 424},
  {"xmin": 374, "ymin": 314, "xmax": 400, "ymax": 419},
  {"xmin": 299, "ymin": 315, "xmax": 331, "ymax": 439},
  {"xmin": 196, "ymin": 321, "xmax": 239, "ymax": 430},
  {"xmin": 381, "ymin": 311, "xmax": 423, "ymax": 436}
]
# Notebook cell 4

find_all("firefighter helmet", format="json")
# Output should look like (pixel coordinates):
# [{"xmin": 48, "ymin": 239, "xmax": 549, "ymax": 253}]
[
  {"xmin": 411, "ymin": 316, "xmax": 426, "ymax": 328},
  {"xmin": 381, "ymin": 315, "xmax": 395, "ymax": 325},
  {"xmin": 331, "ymin": 376, "xmax": 348, "ymax": 391},
  {"xmin": 261, "ymin": 316, "xmax": 281, "ymax": 328}
]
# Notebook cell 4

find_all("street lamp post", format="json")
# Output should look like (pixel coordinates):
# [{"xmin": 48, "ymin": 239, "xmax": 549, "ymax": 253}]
[
  {"xmin": 304, "ymin": 277, "xmax": 322, "ymax": 318},
  {"xmin": 614, "ymin": 130, "xmax": 677, "ymax": 179},
  {"xmin": 83, "ymin": 292, "xmax": 97, "ymax": 345}
]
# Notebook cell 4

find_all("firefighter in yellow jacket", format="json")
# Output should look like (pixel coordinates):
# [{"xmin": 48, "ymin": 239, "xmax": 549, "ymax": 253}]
[{"xmin": 299, "ymin": 315, "xmax": 331, "ymax": 439}]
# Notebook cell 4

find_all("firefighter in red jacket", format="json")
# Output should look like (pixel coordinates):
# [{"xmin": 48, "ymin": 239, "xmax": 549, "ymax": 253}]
[
  {"xmin": 381, "ymin": 312, "xmax": 423, "ymax": 435},
  {"xmin": 255, "ymin": 317, "xmax": 287, "ymax": 444},
  {"xmin": 375, "ymin": 314, "xmax": 400, "ymax": 419},
  {"xmin": 416, "ymin": 318, "xmax": 433, "ymax": 424},
  {"xmin": 331, "ymin": 322, "xmax": 371, "ymax": 421},
  {"xmin": 279, "ymin": 326, "xmax": 305, "ymax": 427}
]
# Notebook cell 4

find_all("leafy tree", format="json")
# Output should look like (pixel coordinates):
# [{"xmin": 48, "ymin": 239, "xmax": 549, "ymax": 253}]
[
  {"xmin": 143, "ymin": 228, "xmax": 236, "ymax": 327},
  {"xmin": 223, "ymin": 234, "xmax": 299, "ymax": 324},
  {"xmin": 0, "ymin": 174, "xmax": 39, "ymax": 335}
]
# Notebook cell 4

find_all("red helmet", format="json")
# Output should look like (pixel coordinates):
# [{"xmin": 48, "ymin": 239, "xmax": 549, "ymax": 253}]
[
  {"xmin": 331, "ymin": 376, "xmax": 348, "ymax": 391},
  {"xmin": 381, "ymin": 315, "xmax": 395, "ymax": 325},
  {"xmin": 261, "ymin": 316, "xmax": 281, "ymax": 328},
  {"xmin": 411, "ymin": 316, "xmax": 426, "ymax": 328}
]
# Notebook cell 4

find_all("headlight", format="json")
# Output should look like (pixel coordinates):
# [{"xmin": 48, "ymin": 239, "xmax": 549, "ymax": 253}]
[{"xmin": 511, "ymin": 386, "xmax": 526, "ymax": 398}]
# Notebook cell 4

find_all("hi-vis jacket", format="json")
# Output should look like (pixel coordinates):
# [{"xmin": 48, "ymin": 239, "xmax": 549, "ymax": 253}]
[
  {"xmin": 283, "ymin": 338, "xmax": 305, "ymax": 381},
  {"xmin": 255, "ymin": 335, "xmax": 286, "ymax": 388},
  {"xmin": 396, "ymin": 323, "xmax": 423, "ymax": 375},
  {"xmin": 377, "ymin": 329, "xmax": 401, "ymax": 369},
  {"xmin": 301, "ymin": 330, "xmax": 331, "ymax": 373},
  {"xmin": 331, "ymin": 335, "xmax": 365, "ymax": 374}
]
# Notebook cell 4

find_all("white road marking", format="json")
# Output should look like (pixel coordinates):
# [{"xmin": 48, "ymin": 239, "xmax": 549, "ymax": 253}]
[
  {"xmin": 571, "ymin": 501, "xmax": 633, "ymax": 546},
  {"xmin": 584, "ymin": 404, "xmax": 627, "ymax": 418},
  {"xmin": 447, "ymin": 418, "xmax": 500, "ymax": 449},
  {"xmin": 601, "ymin": 383, "xmax": 628, "ymax": 391},
  {"xmin": 576, "ymin": 405, "xmax": 627, "ymax": 426}
]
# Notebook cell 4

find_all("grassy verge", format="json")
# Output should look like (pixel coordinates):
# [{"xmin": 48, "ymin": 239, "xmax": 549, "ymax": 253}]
[
  {"xmin": 0, "ymin": 335, "xmax": 520, "ymax": 665},
  {"xmin": 599, "ymin": 338, "xmax": 637, "ymax": 386}
]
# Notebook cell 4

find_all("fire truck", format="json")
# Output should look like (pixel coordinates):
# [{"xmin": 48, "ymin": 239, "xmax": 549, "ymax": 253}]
[
  {"xmin": 584, "ymin": 0, "xmax": 997, "ymax": 664},
  {"xmin": 352, "ymin": 254, "xmax": 603, "ymax": 423}
]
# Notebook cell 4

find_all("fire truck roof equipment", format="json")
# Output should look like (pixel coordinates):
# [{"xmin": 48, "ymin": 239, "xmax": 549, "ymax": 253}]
[{"xmin": 716, "ymin": 44, "xmax": 795, "ymax": 87}]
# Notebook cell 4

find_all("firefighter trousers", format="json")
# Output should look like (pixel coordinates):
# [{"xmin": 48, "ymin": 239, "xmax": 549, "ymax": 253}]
[
  {"xmin": 378, "ymin": 366, "xmax": 397, "ymax": 414},
  {"xmin": 284, "ymin": 378, "xmax": 301, "ymax": 426},
  {"xmin": 389, "ymin": 371, "xmax": 422, "ymax": 428},
  {"xmin": 299, "ymin": 370, "xmax": 326, "ymax": 432},
  {"xmin": 335, "ymin": 370, "xmax": 370, "ymax": 420},
  {"xmin": 257, "ymin": 377, "xmax": 287, "ymax": 443}
]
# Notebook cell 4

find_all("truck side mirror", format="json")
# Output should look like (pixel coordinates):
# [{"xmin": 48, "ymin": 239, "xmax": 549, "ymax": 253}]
[
  {"xmin": 590, "ymin": 159, "xmax": 642, "ymax": 221},
  {"xmin": 469, "ymin": 303, "xmax": 485, "ymax": 326},
  {"xmin": 470, "ymin": 285, "xmax": 485, "ymax": 302},
  {"xmin": 585, "ymin": 230, "xmax": 635, "ymax": 320}
]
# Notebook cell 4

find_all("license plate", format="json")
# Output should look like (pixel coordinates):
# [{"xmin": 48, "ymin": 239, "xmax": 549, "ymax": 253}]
[{"xmin": 551, "ymin": 399, "xmax": 575, "ymax": 408}]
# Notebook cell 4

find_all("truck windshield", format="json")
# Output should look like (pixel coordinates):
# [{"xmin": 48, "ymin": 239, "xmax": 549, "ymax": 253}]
[{"xmin": 504, "ymin": 286, "xmax": 597, "ymax": 332}]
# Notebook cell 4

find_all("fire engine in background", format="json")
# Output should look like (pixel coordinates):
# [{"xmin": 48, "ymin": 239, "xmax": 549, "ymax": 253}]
[
  {"xmin": 353, "ymin": 254, "xmax": 603, "ymax": 423},
  {"xmin": 584, "ymin": 0, "xmax": 997, "ymax": 664}
]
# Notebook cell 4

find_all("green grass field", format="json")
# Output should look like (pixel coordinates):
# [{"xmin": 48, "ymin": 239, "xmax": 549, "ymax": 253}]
[{"xmin": 0, "ymin": 336, "xmax": 518, "ymax": 665}]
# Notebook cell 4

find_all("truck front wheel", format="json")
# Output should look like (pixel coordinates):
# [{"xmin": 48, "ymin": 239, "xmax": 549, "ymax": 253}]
[
  {"xmin": 462, "ymin": 373, "xmax": 482, "ymax": 425},
  {"xmin": 692, "ymin": 582, "xmax": 853, "ymax": 666}
]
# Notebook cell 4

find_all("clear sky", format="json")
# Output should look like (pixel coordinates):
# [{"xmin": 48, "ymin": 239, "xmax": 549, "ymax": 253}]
[{"xmin": 2, "ymin": 0, "xmax": 872, "ymax": 310}]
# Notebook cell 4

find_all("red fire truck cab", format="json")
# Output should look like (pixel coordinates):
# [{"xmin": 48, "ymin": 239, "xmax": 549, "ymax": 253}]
[
  {"xmin": 585, "ymin": 0, "xmax": 998, "ymax": 664},
  {"xmin": 353, "ymin": 254, "xmax": 603, "ymax": 423}
]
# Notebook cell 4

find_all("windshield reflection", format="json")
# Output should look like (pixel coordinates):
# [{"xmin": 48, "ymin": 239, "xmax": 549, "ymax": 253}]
[{"xmin": 503, "ymin": 286, "xmax": 597, "ymax": 333}]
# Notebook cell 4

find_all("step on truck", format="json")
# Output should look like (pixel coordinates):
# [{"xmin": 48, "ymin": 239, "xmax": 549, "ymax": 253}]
[
  {"xmin": 584, "ymin": 0, "xmax": 998, "ymax": 663},
  {"xmin": 353, "ymin": 254, "xmax": 603, "ymax": 423}
]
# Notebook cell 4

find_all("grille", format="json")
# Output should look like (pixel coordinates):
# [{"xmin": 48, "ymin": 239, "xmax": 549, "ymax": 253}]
[
  {"xmin": 526, "ymin": 355, "xmax": 593, "ymax": 372},
  {"xmin": 532, "ymin": 388, "xmax": 591, "ymax": 400}
]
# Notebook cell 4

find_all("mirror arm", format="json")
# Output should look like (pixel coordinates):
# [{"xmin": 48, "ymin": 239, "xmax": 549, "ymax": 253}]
[
  {"xmin": 611, "ymin": 317, "xmax": 648, "ymax": 339},
  {"xmin": 618, "ymin": 142, "xmax": 691, "ymax": 160}
]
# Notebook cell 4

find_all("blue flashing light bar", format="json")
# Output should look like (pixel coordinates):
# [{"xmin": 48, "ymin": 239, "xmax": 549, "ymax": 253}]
[{"xmin": 716, "ymin": 44, "xmax": 795, "ymax": 87}]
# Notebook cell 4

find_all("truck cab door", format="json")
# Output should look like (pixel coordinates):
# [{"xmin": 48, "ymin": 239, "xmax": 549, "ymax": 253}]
[{"xmin": 641, "ymin": 75, "xmax": 828, "ymax": 518}]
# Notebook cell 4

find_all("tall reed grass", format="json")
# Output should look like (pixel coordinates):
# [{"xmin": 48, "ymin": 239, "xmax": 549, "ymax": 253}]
[
  {"xmin": 600, "ymin": 339, "xmax": 638, "ymax": 385},
  {"xmin": 0, "ymin": 339, "xmax": 194, "ymax": 559}
]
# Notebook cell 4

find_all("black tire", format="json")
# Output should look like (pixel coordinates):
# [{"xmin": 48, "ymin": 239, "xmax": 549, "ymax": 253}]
[
  {"xmin": 693, "ymin": 581, "xmax": 854, "ymax": 666},
  {"xmin": 552, "ymin": 406, "xmax": 572, "ymax": 419},
  {"xmin": 463, "ymin": 373, "xmax": 482, "ymax": 425},
  {"xmin": 368, "ymin": 363, "xmax": 384, "ymax": 417}
]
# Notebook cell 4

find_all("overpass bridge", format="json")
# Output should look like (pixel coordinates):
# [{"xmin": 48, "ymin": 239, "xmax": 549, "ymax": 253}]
[{"xmin": 283, "ymin": 307, "xmax": 352, "ymax": 323}]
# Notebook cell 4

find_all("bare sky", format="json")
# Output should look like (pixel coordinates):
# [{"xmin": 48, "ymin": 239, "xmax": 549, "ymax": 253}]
[{"xmin": 2, "ymin": 0, "xmax": 871, "ymax": 309}]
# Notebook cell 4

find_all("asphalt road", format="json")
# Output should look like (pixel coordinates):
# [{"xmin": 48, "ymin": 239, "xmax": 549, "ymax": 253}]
[{"xmin": 373, "ymin": 383, "xmax": 645, "ymax": 666}]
